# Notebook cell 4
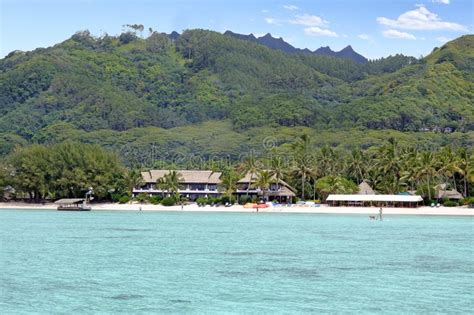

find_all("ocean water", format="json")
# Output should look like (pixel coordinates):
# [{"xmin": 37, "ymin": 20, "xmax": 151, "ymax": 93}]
[{"xmin": 0, "ymin": 210, "xmax": 472, "ymax": 314}]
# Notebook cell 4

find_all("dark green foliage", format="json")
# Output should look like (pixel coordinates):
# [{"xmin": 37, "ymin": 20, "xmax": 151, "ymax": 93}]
[
  {"xmin": 118, "ymin": 195, "xmax": 130, "ymax": 204},
  {"xmin": 220, "ymin": 195, "xmax": 235, "ymax": 205},
  {"xmin": 442, "ymin": 200, "xmax": 458, "ymax": 207},
  {"xmin": 0, "ymin": 30, "xmax": 472, "ymax": 161},
  {"xmin": 161, "ymin": 196, "xmax": 176, "ymax": 206},
  {"xmin": 5, "ymin": 141, "xmax": 124, "ymax": 201},
  {"xmin": 135, "ymin": 192, "xmax": 149, "ymax": 203},
  {"xmin": 239, "ymin": 196, "xmax": 252, "ymax": 205},
  {"xmin": 460, "ymin": 197, "xmax": 474, "ymax": 206},
  {"xmin": 196, "ymin": 197, "xmax": 206, "ymax": 206},
  {"xmin": 150, "ymin": 195, "xmax": 163, "ymax": 205}
]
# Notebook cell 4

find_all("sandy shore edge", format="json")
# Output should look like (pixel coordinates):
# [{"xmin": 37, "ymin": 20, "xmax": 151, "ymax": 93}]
[{"xmin": 0, "ymin": 202, "xmax": 472, "ymax": 216}]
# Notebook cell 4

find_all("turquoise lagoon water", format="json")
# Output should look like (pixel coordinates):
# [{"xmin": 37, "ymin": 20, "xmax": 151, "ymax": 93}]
[{"xmin": 0, "ymin": 210, "xmax": 473, "ymax": 314}]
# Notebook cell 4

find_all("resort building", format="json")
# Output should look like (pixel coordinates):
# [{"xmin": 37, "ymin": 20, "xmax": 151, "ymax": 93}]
[
  {"xmin": 133, "ymin": 170, "xmax": 222, "ymax": 200},
  {"xmin": 236, "ymin": 172, "xmax": 296, "ymax": 203},
  {"xmin": 133, "ymin": 169, "xmax": 296, "ymax": 203},
  {"xmin": 326, "ymin": 194, "xmax": 423, "ymax": 208}
]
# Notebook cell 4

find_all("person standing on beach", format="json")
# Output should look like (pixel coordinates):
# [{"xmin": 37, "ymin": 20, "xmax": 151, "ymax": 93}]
[{"xmin": 379, "ymin": 207, "xmax": 383, "ymax": 221}]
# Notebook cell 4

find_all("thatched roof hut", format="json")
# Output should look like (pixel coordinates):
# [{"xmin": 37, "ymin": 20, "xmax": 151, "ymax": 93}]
[
  {"xmin": 358, "ymin": 181, "xmax": 375, "ymax": 195},
  {"xmin": 435, "ymin": 189, "xmax": 464, "ymax": 200}
]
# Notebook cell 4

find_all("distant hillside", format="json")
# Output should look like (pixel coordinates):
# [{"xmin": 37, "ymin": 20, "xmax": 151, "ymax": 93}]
[
  {"xmin": 224, "ymin": 30, "xmax": 368, "ymax": 64},
  {"xmin": 0, "ymin": 30, "xmax": 472, "ymax": 162}
]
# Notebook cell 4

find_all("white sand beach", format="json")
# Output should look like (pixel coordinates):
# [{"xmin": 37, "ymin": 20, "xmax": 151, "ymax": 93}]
[{"xmin": 0, "ymin": 202, "xmax": 472, "ymax": 216}]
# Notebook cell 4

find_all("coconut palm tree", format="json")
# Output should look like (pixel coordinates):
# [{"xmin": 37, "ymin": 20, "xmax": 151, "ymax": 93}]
[
  {"xmin": 316, "ymin": 175, "xmax": 358, "ymax": 201},
  {"xmin": 346, "ymin": 148, "xmax": 366, "ymax": 184},
  {"xmin": 292, "ymin": 135, "xmax": 313, "ymax": 200},
  {"xmin": 162, "ymin": 170, "xmax": 184, "ymax": 199},
  {"xmin": 219, "ymin": 167, "xmax": 241, "ymax": 203},
  {"xmin": 123, "ymin": 169, "xmax": 144, "ymax": 193},
  {"xmin": 415, "ymin": 151, "xmax": 438, "ymax": 201},
  {"xmin": 374, "ymin": 138, "xmax": 402, "ymax": 193},
  {"xmin": 254, "ymin": 170, "xmax": 273, "ymax": 202},
  {"xmin": 319, "ymin": 145, "xmax": 337, "ymax": 177},
  {"xmin": 239, "ymin": 154, "xmax": 260, "ymax": 196},
  {"xmin": 156, "ymin": 177, "xmax": 167, "ymax": 198},
  {"xmin": 437, "ymin": 146, "xmax": 461, "ymax": 193}
]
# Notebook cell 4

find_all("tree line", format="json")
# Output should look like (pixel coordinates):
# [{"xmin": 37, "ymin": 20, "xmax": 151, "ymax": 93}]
[{"xmin": 1, "ymin": 139, "xmax": 471, "ymax": 205}]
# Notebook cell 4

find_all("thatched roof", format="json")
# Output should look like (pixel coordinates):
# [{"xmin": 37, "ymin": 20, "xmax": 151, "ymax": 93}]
[
  {"xmin": 142, "ymin": 170, "xmax": 222, "ymax": 184},
  {"xmin": 266, "ymin": 186, "xmax": 296, "ymax": 197},
  {"xmin": 237, "ymin": 172, "xmax": 296, "ymax": 192},
  {"xmin": 435, "ymin": 189, "xmax": 463, "ymax": 200},
  {"xmin": 358, "ymin": 181, "xmax": 375, "ymax": 195}
]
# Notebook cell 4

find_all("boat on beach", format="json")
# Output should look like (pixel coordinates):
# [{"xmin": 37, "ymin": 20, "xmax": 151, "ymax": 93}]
[{"xmin": 55, "ymin": 198, "xmax": 91, "ymax": 211}]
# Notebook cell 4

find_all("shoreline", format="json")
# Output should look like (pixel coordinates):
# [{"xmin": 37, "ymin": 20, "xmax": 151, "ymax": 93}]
[{"xmin": 0, "ymin": 202, "xmax": 472, "ymax": 216}]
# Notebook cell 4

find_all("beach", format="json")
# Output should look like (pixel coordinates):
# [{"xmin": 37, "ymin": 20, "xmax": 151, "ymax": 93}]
[{"xmin": 0, "ymin": 202, "xmax": 472, "ymax": 216}]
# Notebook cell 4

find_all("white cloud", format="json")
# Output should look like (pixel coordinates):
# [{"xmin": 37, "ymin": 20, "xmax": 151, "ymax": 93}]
[
  {"xmin": 304, "ymin": 27, "xmax": 338, "ymax": 37},
  {"xmin": 377, "ymin": 5, "xmax": 466, "ymax": 31},
  {"xmin": 358, "ymin": 34, "xmax": 370, "ymax": 40},
  {"xmin": 283, "ymin": 5, "xmax": 299, "ymax": 11},
  {"xmin": 261, "ymin": 9, "xmax": 269, "ymax": 13},
  {"xmin": 291, "ymin": 14, "xmax": 328, "ymax": 27},
  {"xmin": 265, "ymin": 17, "xmax": 281, "ymax": 25},
  {"xmin": 382, "ymin": 29, "xmax": 416, "ymax": 40},
  {"xmin": 432, "ymin": 0, "xmax": 450, "ymax": 4},
  {"xmin": 436, "ymin": 36, "xmax": 452, "ymax": 42}
]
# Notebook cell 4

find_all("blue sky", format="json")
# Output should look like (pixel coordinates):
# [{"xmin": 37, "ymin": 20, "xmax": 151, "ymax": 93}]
[{"xmin": 1, "ymin": 0, "xmax": 472, "ymax": 59}]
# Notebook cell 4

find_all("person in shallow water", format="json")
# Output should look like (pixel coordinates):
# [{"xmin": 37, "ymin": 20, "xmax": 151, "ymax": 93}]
[{"xmin": 379, "ymin": 207, "xmax": 383, "ymax": 221}]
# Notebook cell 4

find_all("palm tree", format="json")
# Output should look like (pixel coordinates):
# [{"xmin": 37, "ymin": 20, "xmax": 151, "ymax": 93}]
[
  {"xmin": 346, "ymin": 148, "xmax": 366, "ymax": 183},
  {"xmin": 316, "ymin": 175, "xmax": 358, "ymax": 201},
  {"xmin": 254, "ymin": 170, "xmax": 273, "ymax": 202},
  {"xmin": 162, "ymin": 170, "xmax": 184, "ymax": 199},
  {"xmin": 457, "ymin": 148, "xmax": 470, "ymax": 197},
  {"xmin": 437, "ymin": 146, "xmax": 461, "ymax": 193},
  {"xmin": 292, "ymin": 135, "xmax": 313, "ymax": 200},
  {"xmin": 219, "ymin": 167, "xmax": 241, "ymax": 203},
  {"xmin": 374, "ymin": 138, "xmax": 402, "ymax": 194},
  {"xmin": 399, "ymin": 147, "xmax": 419, "ymax": 192},
  {"xmin": 319, "ymin": 145, "xmax": 337, "ymax": 177},
  {"xmin": 123, "ymin": 169, "xmax": 144, "ymax": 193},
  {"xmin": 271, "ymin": 156, "xmax": 287, "ymax": 191},
  {"xmin": 415, "ymin": 151, "xmax": 438, "ymax": 201},
  {"xmin": 156, "ymin": 177, "xmax": 167, "ymax": 198},
  {"xmin": 239, "ymin": 154, "xmax": 260, "ymax": 196}
]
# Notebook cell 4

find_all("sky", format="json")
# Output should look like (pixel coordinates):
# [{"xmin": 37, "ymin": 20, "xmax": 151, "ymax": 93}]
[{"xmin": 1, "ymin": 0, "xmax": 472, "ymax": 59}]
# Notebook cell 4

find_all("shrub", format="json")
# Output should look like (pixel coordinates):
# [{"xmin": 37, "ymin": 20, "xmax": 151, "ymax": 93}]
[
  {"xmin": 220, "ymin": 195, "xmax": 235, "ymax": 205},
  {"xmin": 239, "ymin": 196, "xmax": 251, "ymax": 205},
  {"xmin": 443, "ymin": 200, "xmax": 458, "ymax": 207},
  {"xmin": 150, "ymin": 195, "xmax": 163, "ymax": 205},
  {"xmin": 196, "ymin": 197, "xmax": 207, "ymax": 206},
  {"xmin": 161, "ymin": 196, "xmax": 176, "ymax": 206},
  {"xmin": 210, "ymin": 197, "xmax": 222, "ymax": 205},
  {"xmin": 136, "ymin": 192, "xmax": 149, "ymax": 203},
  {"xmin": 459, "ymin": 197, "xmax": 474, "ymax": 206},
  {"xmin": 118, "ymin": 196, "xmax": 130, "ymax": 204},
  {"xmin": 111, "ymin": 193, "xmax": 122, "ymax": 202}
]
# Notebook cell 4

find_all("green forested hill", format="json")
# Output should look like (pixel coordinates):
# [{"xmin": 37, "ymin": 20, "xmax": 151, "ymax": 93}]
[{"xmin": 0, "ymin": 30, "xmax": 472, "ymax": 163}]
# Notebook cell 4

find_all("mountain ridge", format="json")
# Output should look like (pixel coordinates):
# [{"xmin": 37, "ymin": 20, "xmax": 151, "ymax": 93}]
[{"xmin": 223, "ymin": 30, "xmax": 369, "ymax": 64}]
